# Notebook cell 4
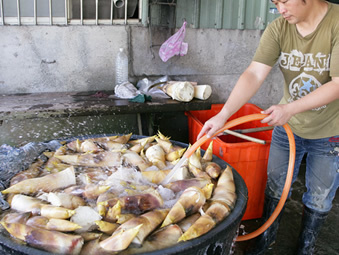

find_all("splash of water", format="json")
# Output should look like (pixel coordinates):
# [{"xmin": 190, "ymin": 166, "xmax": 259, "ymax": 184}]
[{"xmin": 161, "ymin": 156, "xmax": 188, "ymax": 185}]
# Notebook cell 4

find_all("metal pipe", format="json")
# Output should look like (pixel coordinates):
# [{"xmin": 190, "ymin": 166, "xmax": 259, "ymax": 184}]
[
  {"xmin": 0, "ymin": 0, "xmax": 4, "ymax": 25},
  {"xmin": 223, "ymin": 129, "xmax": 266, "ymax": 145},
  {"xmin": 34, "ymin": 0, "xmax": 37, "ymax": 25},
  {"xmin": 1, "ymin": 0, "xmax": 141, "ymax": 26},
  {"xmin": 138, "ymin": 0, "xmax": 142, "ymax": 23},
  {"xmin": 65, "ymin": 0, "xmax": 68, "ymax": 25},
  {"xmin": 141, "ymin": 0, "xmax": 148, "ymax": 27},
  {"xmin": 152, "ymin": 2, "xmax": 176, "ymax": 6},
  {"xmin": 49, "ymin": 0, "xmax": 52, "ymax": 25},
  {"xmin": 125, "ymin": 0, "xmax": 128, "ymax": 24},
  {"xmin": 96, "ymin": 0, "xmax": 98, "ymax": 25},
  {"xmin": 16, "ymin": 0, "xmax": 20, "ymax": 25},
  {"xmin": 80, "ymin": 0, "xmax": 83, "ymax": 25},
  {"xmin": 137, "ymin": 113, "xmax": 143, "ymax": 135},
  {"xmin": 227, "ymin": 126, "xmax": 274, "ymax": 134},
  {"xmin": 110, "ymin": 0, "xmax": 114, "ymax": 24}
]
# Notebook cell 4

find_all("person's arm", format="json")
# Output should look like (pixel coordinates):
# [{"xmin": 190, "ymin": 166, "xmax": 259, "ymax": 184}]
[
  {"xmin": 197, "ymin": 61, "xmax": 272, "ymax": 140},
  {"xmin": 261, "ymin": 76, "xmax": 339, "ymax": 126}
]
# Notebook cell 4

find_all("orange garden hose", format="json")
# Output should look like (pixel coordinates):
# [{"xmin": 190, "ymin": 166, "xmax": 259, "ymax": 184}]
[{"xmin": 183, "ymin": 113, "xmax": 296, "ymax": 242}]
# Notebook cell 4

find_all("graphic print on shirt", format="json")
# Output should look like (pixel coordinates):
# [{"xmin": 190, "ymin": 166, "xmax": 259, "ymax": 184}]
[{"xmin": 279, "ymin": 50, "xmax": 330, "ymax": 111}]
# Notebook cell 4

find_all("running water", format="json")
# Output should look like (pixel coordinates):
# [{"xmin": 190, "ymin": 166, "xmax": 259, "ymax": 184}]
[{"xmin": 161, "ymin": 156, "xmax": 188, "ymax": 185}]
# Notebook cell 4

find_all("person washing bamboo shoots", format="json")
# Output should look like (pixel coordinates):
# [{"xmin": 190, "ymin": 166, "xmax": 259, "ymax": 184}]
[{"xmin": 197, "ymin": 0, "xmax": 339, "ymax": 254}]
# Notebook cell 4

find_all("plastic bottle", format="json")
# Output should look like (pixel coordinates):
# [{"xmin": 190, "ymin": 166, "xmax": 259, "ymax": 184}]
[{"xmin": 115, "ymin": 48, "xmax": 129, "ymax": 87}]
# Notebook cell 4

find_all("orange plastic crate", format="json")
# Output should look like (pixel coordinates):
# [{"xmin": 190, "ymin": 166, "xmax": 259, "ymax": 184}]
[{"xmin": 186, "ymin": 103, "xmax": 273, "ymax": 220}]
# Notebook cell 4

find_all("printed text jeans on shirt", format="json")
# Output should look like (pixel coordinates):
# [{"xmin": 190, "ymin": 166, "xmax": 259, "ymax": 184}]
[{"xmin": 266, "ymin": 126, "xmax": 339, "ymax": 212}]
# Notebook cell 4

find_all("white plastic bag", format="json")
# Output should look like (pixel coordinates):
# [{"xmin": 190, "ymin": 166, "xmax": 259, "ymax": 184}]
[
  {"xmin": 114, "ymin": 82, "xmax": 140, "ymax": 99},
  {"xmin": 159, "ymin": 21, "xmax": 188, "ymax": 62}
]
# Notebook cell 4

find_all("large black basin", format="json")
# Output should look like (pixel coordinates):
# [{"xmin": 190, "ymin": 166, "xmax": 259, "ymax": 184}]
[{"xmin": 0, "ymin": 134, "xmax": 248, "ymax": 255}]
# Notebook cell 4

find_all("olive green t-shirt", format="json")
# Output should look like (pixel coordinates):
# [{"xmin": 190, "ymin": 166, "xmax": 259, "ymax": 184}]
[{"xmin": 253, "ymin": 2, "xmax": 339, "ymax": 139}]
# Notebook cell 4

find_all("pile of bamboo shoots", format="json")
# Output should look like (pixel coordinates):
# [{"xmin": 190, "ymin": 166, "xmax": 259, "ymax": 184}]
[
  {"xmin": 0, "ymin": 132, "xmax": 236, "ymax": 255},
  {"xmin": 162, "ymin": 81, "xmax": 212, "ymax": 102}
]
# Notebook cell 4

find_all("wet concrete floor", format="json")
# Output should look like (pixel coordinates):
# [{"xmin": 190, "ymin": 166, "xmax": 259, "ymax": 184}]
[{"xmin": 233, "ymin": 161, "xmax": 339, "ymax": 255}]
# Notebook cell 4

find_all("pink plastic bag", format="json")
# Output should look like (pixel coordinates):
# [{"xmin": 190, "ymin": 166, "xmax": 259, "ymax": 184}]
[{"xmin": 159, "ymin": 21, "xmax": 188, "ymax": 62}]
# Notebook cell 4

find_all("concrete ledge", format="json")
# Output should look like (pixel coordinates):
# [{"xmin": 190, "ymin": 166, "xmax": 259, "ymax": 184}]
[
  {"xmin": 0, "ymin": 91, "xmax": 212, "ymax": 146},
  {"xmin": 0, "ymin": 91, "xmax": 212, "ymax": 121}
]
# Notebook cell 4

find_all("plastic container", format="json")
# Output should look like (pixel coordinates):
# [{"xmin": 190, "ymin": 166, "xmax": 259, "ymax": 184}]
[
  {"xmin": 115, "ymin": 48, "xmax": 129, "ymax": 86},
  {"xmin": 186, "ymin": 103, "xmax": 273, "ymax": 220}
]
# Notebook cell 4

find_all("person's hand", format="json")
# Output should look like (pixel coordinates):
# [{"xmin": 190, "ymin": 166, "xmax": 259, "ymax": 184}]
[
  {"xmin": 196, "ymin": 113, "xmax": 228, "ymax": 140},
  {"xmin": 261, "ymin": 104, "xmax": 293, "ymax": 126}
]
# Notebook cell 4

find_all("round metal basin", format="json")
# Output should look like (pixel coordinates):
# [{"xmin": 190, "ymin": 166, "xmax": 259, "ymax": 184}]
[{"xmin": 0, "ymin": 134, "xmax": 248, "ymax": 255}]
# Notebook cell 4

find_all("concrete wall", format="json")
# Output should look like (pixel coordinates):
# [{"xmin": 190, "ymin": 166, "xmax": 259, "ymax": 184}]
[
  {"xmin": 0, "ymin": 25, "xmax": 284, "ymax": 109},
  {"xmin": 0, "ymin": 24, "xmax": 284, "ymax": 146}
]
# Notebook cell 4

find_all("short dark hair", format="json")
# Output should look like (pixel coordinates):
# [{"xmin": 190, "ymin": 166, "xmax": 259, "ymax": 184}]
[{"xmin": 271, "ymin": 0, "xmax": 306, "ymax": 3}]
